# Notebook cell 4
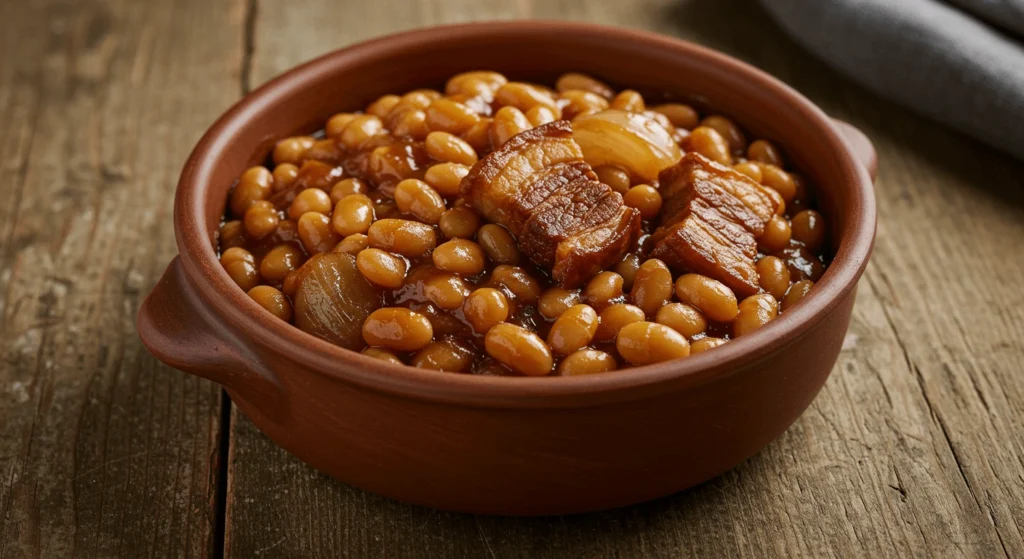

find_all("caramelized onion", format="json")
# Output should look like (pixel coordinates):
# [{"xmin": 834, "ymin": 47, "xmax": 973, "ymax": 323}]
[
  {"xmin": 572, "ymin": 109, "xmax": 681, "ymax": 182},
  {"xmin": 293, "ymin": 253, "xmax": 383, "ymax": 349}
]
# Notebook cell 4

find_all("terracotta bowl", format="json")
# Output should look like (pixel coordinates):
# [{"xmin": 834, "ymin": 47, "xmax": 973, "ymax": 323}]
[{"xmin": 137, "ymin": 21, "xmax": 877, "ymax": 515}]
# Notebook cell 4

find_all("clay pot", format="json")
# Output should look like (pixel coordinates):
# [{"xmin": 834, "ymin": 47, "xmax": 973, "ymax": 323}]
[{"xmin": 138, "ymin": 21, "xmax": 877, "ymax": 515}]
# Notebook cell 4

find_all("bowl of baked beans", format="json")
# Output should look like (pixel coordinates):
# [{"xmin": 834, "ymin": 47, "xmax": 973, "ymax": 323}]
[{"xmin": 138, "ymin": 21, "xmax": 876, "ymax": 514}]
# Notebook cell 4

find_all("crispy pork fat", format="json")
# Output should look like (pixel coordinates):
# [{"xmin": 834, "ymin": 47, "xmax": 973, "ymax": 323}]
[
  {"xmin": 651, "ymin": 153, "xmax": 780, "ymax": 298},
  {"xmin": 461, "ymin": 121, "xmax": 641, "ymax": 288}
]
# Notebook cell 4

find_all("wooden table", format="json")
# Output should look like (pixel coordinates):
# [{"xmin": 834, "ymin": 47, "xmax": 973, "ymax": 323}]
[{"xmin": 2, "ymin": 0, "xmax": 1022, "ymax": 556}]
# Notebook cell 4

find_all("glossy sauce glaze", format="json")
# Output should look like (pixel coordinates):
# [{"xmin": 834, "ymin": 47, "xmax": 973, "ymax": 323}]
[{"xmin": 217, "ymin": 71, "xmax": 829, "ymax": 376}]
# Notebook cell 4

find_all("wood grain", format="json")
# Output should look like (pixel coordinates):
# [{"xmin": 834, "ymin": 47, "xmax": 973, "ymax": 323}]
[
  {"xmin": 1, "ymin": 0, "xmax": 1022, "ymax": 556},
  {"xmin": 0, "ymin": 0, "xmax": 244, "ymax": 556},
  {"xmin": 223, "ymin": 0, "xmax": 1024, "ymax": 557}
]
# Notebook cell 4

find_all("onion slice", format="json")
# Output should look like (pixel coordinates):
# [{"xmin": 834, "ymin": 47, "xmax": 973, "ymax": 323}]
[{"xmin": 572, "ymin": 109, "xmax": 681, "ymax": 182}]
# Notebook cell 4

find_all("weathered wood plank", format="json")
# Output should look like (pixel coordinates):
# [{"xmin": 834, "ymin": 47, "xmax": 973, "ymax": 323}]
[
  {"xmin": 221, "ymin": 0, "xmax": 1024, "ymax": 556},
  {"xmin": 0, "ymin": 0, "xmax": 245, "ymax": 556}
]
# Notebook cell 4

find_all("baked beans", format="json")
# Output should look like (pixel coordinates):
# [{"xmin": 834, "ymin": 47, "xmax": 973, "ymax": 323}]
[
  {"xmin": 230, "ymin": 168, "xmax": 271, "ymax": 220},
  {"xmin": 761, "ymin": 164, "xmax": 797, "ymax": 203},
  {"xmin": 217, "ymin": 70, "xmax": 831, "ymax": 375},
  {"xmin": 248, "ymin": 285, "xmax": 292, "ymax": 321},
  {"xmin": 691, "ymin": 337, "xmax": 727, "ymax": 354},
  {"xmin": 655, "ymin": 303, "xmax": 707, "ymax": 339},
  {"xmin": 243, "ymin": 201, "xmax": 279, "ymax": 239},
  {"xmin": 485, "ymin": 323, "xmax": 554, "ymax": 376},
  {"xmin": 489, "ymin": 265, "xmax": 541, "ymax": 303},
  {"xmin": 340, "ymin": 115, "xmax": 384, "ymax": 150},
  {"xmin": 422, "ymin": 270, "xmax": 470, "ymax": 310},
  {"xmin": 326, "ymin": 114, "xmax": 358, "ymax": 138},
  {"xmin": 221, "ymin": 247, "xmax": 260, "ymax": 291},
  {"xmin": 560, "ymin": 90, "xmax": 610, "ymax": 121},
  {"xmin": 623, "ymin": 185, "xmax": 663, "ymax": 220},
  {"xmin": 259, "ymin": 244, "xmax": 304, "ymax": 283},
  {"xmin": 395, "ymin": 179, "xmax": 446, "ymax": 224},
  {"xmin": 759, "ymin": 214, "xmax": 793, "ymax": 254},
  {"xmin": 272, "ymin": 136, "xmax": 314, "ymax": 165},
  {"xmin": 425, "ymin": 98, "xmax": 481, "ymax": 135},
  {"xmin": 356, "ymin": 248, "xmax": 408, "ymax": 288},
  {"xmin": 367, "ymin": 219, "xmax": 436, "ymax": 256},
  {"xmin": 462, "ymin": 118, "xmax": 494, "ymax": 154},
  {"xmin": 491, "ymin": 106, "xmax": 532, "ymax": 148},
  {"xmin": 651, "ymin": 103, "xmax": 700, "ymax": 130},
  {"xmin": 747, "ymin": 139, "xmax": 783, "ymax": 166},
  {"xmin": 611, "ymin": 90, "xmax": 645, "ymax": 113},
  {"xmin": 616, "ymin": 322, "xmax": 690, "ymax": 365},
  {"xmin": 538, "ymin": 287, "xmax": 581, "ymax": 320},
  {"xmin": 333, "ymin": 233, "xmax": 368, "ymax": 255},
  {"xmin": 433, "ymin": 238, "xmax": 486, "ymax": 276},
  {"xmin": 423, "ymin": 163, "xmax": 470, "ymax": 198},
  {"xmin": 297, "ymin": 211, "xmax": 340, "ymax": 254},
  {"xmin": 547, "ymin": 304, "xmax": 599, "ymax": 355},
  {"xmin": 791, "ymin": 209, "xmax": 826, "ymax": 253},
  {"xmin": 782, "ymin": 279, "xmax": 815, "ymax": 311},
  {"xmin": 425, "ymin": 131, "xmax": 478, "ymax": 165},
  {"xmin": 630, "ymin": 259, "xmax": 673, "ymax": 317},
  {"xmin": 733, "ymin": 161, "xmax": 763, "ymax": 183},
  {"xmin": 329, "ymin": 178, "xmax": 369, "ymax": 203},
  {"xmin": 584, "ymin": 271, "xmax": 625, "ymax": 309},
  {"xmin": 438, "ymin": 206, "xmax": 481, "ymax": 239},
  {"xmin": 411, "ymin": 339, "xmax": 474, "ymax": 372},
  {"xmin": 615, "ymin": 253, "xmax": 642, "ymax": 291},
  {"xmin": 688, "ymin": 126, "xmax": 732, "ymax": 165},
  {"xmin": 446, "ymin": 71, "xmax": 507, "ymax": 97},
  {"xmin": 477, "ymin": 224, "xmax": 521, "ymax": 265},
  {"xmin": 495, "ymin": 82, "xmax": 560, "ymax": 116},
  {"xmin": 555, "ymin": 72, "xmax": 615, "ymax": 100},
  {"xmin": 734, "ymin": 293, "xmax": 779, "ymax": 337},
  {"xmin": 332, "ymin": 194, "xmax": 375, "ymax": 237},
  {"xmin": 289, "ymin": 188, "xmax": 333, "ymax": 220},
  {"xmin": 700, "ymin": 115, "xmax": 746, "ymax": 154},
  {"xmin": 557, "ymin": 349, "xmax": 617, "ymax": 376},
  {"xmin": 526, "ymin": 106, "xmax": 558, "ymax": 127},
  {"xmin": 463, "ymin": 287, "xmax": 509, "ymax": 334},
  {"xmin": 756, "ymin": 256, "xmax": 791, "ymax": 300},
  {"xmin": 675, "ymin": 273, "xmax": 739, "ymax": 322},
  {"xmin": 595, "ymin": 303, "xmax": 645, "ymax": 342},
  {"xmin": 363, "ymin": 307, "xmax": 434, "ymax": 351}
]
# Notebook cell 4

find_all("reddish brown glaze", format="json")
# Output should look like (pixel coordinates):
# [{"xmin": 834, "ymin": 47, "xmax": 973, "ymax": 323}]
[
  {"xmin": 652, "ymin": 152, "xmax": 780, "ymax": 297},
  {"xmin": 137, "ymin": 21, "xmax": 877, "ymax": 515},
  {"xmin": 461, "ymin": 120, "xmax": 640, "ymax": 287}
]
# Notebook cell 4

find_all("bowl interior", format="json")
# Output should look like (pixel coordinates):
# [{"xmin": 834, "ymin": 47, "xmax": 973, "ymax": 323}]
[
  {"xmin": 198, "ymin": 27, "xmax": 850, "ymax": 253},
  {"xmin": 177, "ymin": 22, "xmax": 872, "ymax": 402}
]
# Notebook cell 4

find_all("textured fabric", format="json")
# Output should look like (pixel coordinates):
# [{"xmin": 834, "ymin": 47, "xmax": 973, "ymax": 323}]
[
  {"xmin": 759, "ymin": 0, "xmax": 1024, "ymax": 161},
  {"xmin": 946, "ymin": 0, "xmax": 1024, "ymax": 36}
]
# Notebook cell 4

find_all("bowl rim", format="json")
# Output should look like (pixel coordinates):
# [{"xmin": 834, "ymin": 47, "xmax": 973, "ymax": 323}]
[{"xmin": 174, "ymin": 20, "xmax": 876, "ymax": 407}]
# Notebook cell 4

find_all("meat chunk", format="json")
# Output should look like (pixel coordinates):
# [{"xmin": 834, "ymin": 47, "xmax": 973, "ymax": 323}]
[
  {"xmin": 462, "ymin": 122, "xmax": 591, "ymax": 234},
  {"xmin": 461, "ymin": 121, "xmax": 641, "ymax": 288},
  {"xmin": 651, "ymin": 153, "xmax": 780, "ymax": 298},
  {"xmin": 659, "ymin": 152, "xmax": 777, "ymax": 237},
  {"xmin": 651, "ymin": 201, "xmax": 759, "ymax": 297}
]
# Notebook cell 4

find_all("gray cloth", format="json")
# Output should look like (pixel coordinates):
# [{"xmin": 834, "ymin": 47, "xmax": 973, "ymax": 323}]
[
  {"xmin": 759, "ymin": 0, "xmax": 1024, "ymax": 161},
  {"xmin": 946, "ymin": 0, "xmax": 1024, "ymax": 36}
]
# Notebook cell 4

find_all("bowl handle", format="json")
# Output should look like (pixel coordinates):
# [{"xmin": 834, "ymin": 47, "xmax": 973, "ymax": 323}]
[
  {"xmin": 832, "ymin": 119, "xmax": 878, "ymax": 181},
  {"xmin": 137, "ymin": 257, "xmax": 287, "ymax": 424}
]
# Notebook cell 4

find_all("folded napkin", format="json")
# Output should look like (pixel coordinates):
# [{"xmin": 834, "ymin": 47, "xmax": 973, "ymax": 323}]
[{"xmin": 759, "ymin": 0, "xmax": 1024, "ymax": 161}]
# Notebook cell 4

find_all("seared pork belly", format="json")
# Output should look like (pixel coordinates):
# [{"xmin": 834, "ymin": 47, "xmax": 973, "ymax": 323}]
[
  {"xmin": 461, "ymin": 121, "xmax": 641, "ymax": 288},
  {"xmin": 652, "ymin": 153, "xmax": 780, "ymax": 298}
]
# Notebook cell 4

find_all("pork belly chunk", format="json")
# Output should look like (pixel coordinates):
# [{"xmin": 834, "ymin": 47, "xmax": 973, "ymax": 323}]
[
  {"xmin": 461, "ymin": 121, "xmax": 641, "ymax": 288},
  {"xmin": 659, "ymin": 152, "xmax": 777, "ymax": 236},
  {"xmin": 652, "ymin": 153, "xmax": 780, "ymax": 298}
]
